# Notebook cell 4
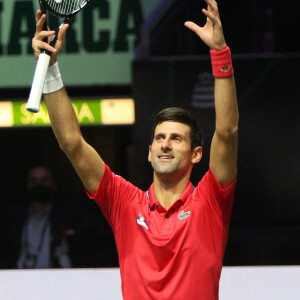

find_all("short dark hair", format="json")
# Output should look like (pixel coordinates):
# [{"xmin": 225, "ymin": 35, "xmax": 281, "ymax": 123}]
[{"xmin": 151, "ymin": 107, "xmax": 203, "ymax": 149}]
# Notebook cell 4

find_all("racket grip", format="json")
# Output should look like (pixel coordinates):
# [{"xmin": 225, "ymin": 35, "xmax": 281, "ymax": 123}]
[{"xmin": 26, "ymin": 53, "xmax": 51, "ymax": 113}]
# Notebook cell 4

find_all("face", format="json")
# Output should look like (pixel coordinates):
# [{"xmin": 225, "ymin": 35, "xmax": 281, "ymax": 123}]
[
  {"xmin": 27, "ymin": 167, "xmax": 55, "ymax": 190},
  {"xmin": 148, "ymin": 121, "xmax": 202, "ymax": 177}
]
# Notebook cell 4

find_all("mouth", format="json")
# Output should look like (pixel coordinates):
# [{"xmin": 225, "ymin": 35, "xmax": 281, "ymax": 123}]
[{"xmin": 158, "ymin": 154, "xmax": 174, "ymax": 161}]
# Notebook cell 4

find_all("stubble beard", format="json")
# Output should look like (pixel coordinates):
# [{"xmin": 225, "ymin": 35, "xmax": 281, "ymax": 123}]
[{"xmin": 151, "ymin": 159, "xmax": 178, "ymax": 175}]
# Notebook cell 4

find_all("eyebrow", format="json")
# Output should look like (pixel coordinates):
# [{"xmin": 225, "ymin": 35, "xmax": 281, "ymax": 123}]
[{"xmin": 155, "ymin": 132, "xmax": 187, "ymax": 139}]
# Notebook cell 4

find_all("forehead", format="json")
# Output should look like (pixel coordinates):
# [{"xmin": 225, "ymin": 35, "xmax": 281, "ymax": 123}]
[{"xmin": 154, "ymin": 121, "xmax": 191, "ymax": 136}]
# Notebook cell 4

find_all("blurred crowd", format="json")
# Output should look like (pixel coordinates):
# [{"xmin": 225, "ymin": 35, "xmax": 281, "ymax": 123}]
[{"xmin": 0, "ymin": 166, "xmax": 118, "ymax": 269}]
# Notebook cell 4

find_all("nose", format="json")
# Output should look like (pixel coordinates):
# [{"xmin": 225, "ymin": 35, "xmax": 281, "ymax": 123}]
[{"xmin": 161, "ymin": 138, "xmax": 171, "ymax": 151}]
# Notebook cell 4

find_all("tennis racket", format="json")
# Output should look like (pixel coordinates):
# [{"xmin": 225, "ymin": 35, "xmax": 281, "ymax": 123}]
[{"xmin": 26, "ymin": 0, "xmax": 90, "ymax": 113}]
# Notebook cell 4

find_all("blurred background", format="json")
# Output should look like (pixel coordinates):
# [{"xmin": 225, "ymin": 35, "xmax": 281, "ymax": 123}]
[{"xmin": 0, "ymin": 0, "xmax": 299, "ymax": 268}]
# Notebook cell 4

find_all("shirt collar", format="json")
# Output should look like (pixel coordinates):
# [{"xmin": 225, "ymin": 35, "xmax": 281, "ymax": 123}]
[{"xmin": 148, "ymin": 182, "xmax": 194, "ymax": 211}]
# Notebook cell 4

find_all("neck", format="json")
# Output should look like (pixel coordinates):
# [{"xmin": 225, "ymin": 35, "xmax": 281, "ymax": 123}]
[{"xmin": 153, "ymin": 171, "xmax": 191, "ymax": 210}]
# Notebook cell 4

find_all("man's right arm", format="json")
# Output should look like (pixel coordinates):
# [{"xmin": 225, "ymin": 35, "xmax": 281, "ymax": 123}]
[
  {"xmin": 33, "ymin": 10, "xmax": 104, "ymax": 194},
  {"xmin": 44, "ymin": 88, "xmax": 105, "ymax": 194}
]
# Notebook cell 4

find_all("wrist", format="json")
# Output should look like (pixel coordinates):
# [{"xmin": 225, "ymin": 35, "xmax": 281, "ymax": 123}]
[
  {"xmin": 43, "ymin": 62, "xmax": 64, "ymax": 94},
  {"xmin": 211, "ymin": 43, "xmax": 227, "ymax": 51},
  {"xmin": 210, "ymin": 46, "xmax": 234, "ymax": 77},
  {"xmin": 49, "ymin": 57, "xmax": 57, "ymax": 67}
]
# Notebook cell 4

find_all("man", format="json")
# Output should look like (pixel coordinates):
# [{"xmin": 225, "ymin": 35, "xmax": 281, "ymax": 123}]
[
  {"xmin": 0, "ymin": 166, "xmax": 72, "ymax": 268},
  {"xmin": 32, "ymin": 0, "xmax": 238, "ymax": 298}
]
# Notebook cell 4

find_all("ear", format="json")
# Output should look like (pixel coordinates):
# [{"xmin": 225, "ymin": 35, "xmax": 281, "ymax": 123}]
[
  {"xmin": 148, "ymin": 145, "xmax": 152, "ymax": 162},
  {"xmin": 191, "ymin": 146, "xmax": 202, "ymax": 164}
]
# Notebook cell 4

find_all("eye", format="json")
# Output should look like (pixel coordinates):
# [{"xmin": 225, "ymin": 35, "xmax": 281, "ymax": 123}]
[
  {"xmin": 173, "ymin": 136, "xmax": 182, "ymax": 142},
  {"xmin": 155, "ymin": 134, "xmax": 164, "ymax": 142}
]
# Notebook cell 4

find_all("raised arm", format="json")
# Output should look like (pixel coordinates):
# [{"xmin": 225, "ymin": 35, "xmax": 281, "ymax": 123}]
[
  {"xmin": 32, "ymin": 10, "xmax": 105, "ymax": 193},
  {"xmin": 185, "ymin": 0, "xmax": 238, "ymax": 184}
]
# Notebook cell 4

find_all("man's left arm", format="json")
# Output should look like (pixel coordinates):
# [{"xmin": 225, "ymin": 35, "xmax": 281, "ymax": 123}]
[
  {"xmin": 210, "ymin": 74, "xmax": 238, "ymax": 184},
  {"xmin": 185, "ymin": 0, "xmax": 238, "ymax": 184}
]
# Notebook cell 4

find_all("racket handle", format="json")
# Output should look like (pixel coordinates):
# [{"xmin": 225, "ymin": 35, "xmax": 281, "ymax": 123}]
[{"xmin": 26, "ymin": 53, "xmax": 51, "ymax": 113}]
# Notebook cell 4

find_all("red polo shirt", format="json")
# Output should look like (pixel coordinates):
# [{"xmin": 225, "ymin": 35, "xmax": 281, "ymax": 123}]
[{"xmin": 87, "ymin": 164, "xmax": 236, "ymax": 300}]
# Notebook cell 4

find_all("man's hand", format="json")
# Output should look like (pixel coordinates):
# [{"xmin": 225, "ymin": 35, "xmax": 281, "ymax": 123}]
[
  {"xmin": 184, "ymin": 0, "xmax": 226, "ymax": 50},
  {"xmin": 32, "ymin": 10, "xmax": 69, "ymax": 65}
]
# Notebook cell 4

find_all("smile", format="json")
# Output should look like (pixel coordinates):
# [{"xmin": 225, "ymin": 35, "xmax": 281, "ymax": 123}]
[{"xmin": 158, "ymin": 155, "xmax": 174, "ymax": 160}]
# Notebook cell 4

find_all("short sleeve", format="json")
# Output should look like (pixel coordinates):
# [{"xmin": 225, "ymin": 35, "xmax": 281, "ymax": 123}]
[
  {"xmin": 86, "ymin": 164, "xmax": 139, "ymax": 231},
  {"xmin": 194, "ymin": 168, "xmax": 237, "ymax": 226}
]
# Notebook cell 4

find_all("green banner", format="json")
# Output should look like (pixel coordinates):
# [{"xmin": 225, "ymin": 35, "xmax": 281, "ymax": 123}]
[
  {"xmin": 12, "ymin": 101, "xmax": 101, "ymax": 126},
  {"xmin": 0, "ymin": 99, "xmax": 134, "ymax": 127},
  {"xmin": 0, "ymin": 0, "xmax": 159, "ymax": 87}
]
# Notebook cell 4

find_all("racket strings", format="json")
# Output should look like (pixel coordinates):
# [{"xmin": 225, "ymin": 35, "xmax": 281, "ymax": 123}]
[{"xmin": 45, "ymin": 0, "xmax": 86, "ymax": 16}]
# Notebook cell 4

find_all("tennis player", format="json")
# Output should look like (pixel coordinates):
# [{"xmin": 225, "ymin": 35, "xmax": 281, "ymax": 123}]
[{"xmin": 32, "ymin": 0, "xmax": 238, "ymax": 299}]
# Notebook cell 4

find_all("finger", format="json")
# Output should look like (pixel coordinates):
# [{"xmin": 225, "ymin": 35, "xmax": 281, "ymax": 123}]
[
  {"xmin": 204, "ymin": 0, "xmax": 220, "ymax": 19},
  {"xmin": 205, "ymin": 0, "xmax": 218, "ymax": 12},
  {"xmin": 202, "ymin": 8, "xmax": 220, "ymax": 27},
  {"xmin": 33, "ymin": 40, "xmax": 57, "ymax": 54},
  {"xmin": 184, "ymin": 21, "xmax": 203, "ymax": 36},
  {"xmin": 57, "ymin": 24, "xmax": 69, "ymax": 43},
  {"xmin": 58, "ymin": 24, "xmax": 69, "ymax": 37},
  {"xmin": 36, "ymin": 14, "xmax": 47, "ymax": 33},
  {"xmin": 36, "ymin": 9, "xmax": 42, "ymax": 23},
  {"xmin": 32, "ymin": 30, "xmax": 56, "ymax": 55},
  {"xmin": 36, "ymin": 30, "xmax": 56, "ymax": 41},
  {"xmin": 202, "ymin": 8, "xmax": 213, "ymax": 26}
]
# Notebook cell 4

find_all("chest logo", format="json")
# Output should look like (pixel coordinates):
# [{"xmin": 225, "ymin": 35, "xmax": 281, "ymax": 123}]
[
  {"xmin": 137, "ymin": 215, "xmax": 149, "ymax": 230},
  {"xmin": 178, "ymin": 211, "xmax": 191, "ymax": 220}
]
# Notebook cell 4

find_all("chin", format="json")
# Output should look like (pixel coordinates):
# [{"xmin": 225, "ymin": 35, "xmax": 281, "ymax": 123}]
[
  {"xmin": 154, "ymin": 166, "xmax": 178, "ymax": 175},
  {"xmin": 152, "ymin": 160, "xmax": 181, "ymax": 175}
]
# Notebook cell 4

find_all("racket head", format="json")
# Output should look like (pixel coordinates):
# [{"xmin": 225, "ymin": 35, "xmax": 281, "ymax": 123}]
[{"xmin": 42, "ymin": 0, "xmax": 89, "ymax": 18}]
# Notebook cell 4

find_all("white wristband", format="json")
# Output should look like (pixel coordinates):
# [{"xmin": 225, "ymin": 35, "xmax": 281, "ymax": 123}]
[{"xmin": 42, "ymin": 62, "xmax": 64, "ymax": 94}]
